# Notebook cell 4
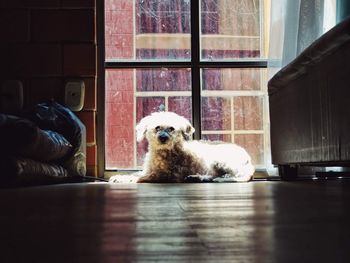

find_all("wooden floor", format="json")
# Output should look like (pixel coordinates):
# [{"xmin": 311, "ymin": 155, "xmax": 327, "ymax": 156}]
[{"xmin": 1, "ymin": 179, "xmax": 350, "ymax": 262}]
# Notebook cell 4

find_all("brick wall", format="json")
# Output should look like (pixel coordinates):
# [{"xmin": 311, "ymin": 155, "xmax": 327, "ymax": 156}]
[{"xmin": 0, "ymin": 0, "xmax": 98, "ymax": 176}]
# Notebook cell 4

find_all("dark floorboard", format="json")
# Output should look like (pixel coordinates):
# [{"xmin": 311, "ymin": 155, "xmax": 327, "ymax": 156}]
[{"xmin": 0, "ymin": 180, "xmax": 350, "ymax": 262}]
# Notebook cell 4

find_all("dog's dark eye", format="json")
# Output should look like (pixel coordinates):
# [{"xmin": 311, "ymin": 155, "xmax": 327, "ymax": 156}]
[
  {"xmin": 155, "ymin": 126, "xmax": 161, "ymax": 132},
  {"xmin": 167, "ymin": 127, "xmax": 175, "ymax": 132}
]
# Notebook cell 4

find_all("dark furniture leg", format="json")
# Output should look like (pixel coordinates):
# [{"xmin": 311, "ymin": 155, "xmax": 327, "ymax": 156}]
[{"xmin": 278, "ymin": 165, "xmax": 298, "ymax": 181}]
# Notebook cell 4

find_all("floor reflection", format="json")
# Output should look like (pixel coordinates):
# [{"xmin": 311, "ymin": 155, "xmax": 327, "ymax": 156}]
[{"xmin": 2, "ymin": 180, "xmax": 350, "ymax": 262}]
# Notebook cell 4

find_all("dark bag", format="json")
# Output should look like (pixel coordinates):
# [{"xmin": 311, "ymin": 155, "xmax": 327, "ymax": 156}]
[
  {"xmin": 29, "ymin": 101, "xmax": 86, "ymax": 176},
  {"xmin": 0, "ymin": 114, "xmax": 72, "ymax": 162}
]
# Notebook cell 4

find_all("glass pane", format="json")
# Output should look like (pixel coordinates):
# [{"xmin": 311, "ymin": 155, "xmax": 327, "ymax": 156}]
[
  {"xmin": 168, "ymin": 96, "xmax": 192, "ymax": 122},
  {"xmin": 235, "ymin": 134, "xmax": 264, "ymax": 165},
  {"xmin": 201, "ymin": 97, "xmax": 231, "ymax": 131},
  {"xmin": 105, "ymin": 68, "xmax": 192, "ymax": 169},
  {"xmin": 200, "ymin": 0, "xmax": 270, "ymax": 60},
  {"xmin": 105, "ymin": 0, "xmax": 191, "ymax": 61},
  {"xmin": 202, "ymin": 68, "xmax": 262, "ymax": 90},
  {"xmin": 201, "ymin": 68, "xmax": 266, "ymax": 166},
  {"xmin": 234, "ymin": 96, "xmax": 263, "ymax": 130},
  {"xmin": 202, "ymin": 134, "xmax": 231, "ymax": 142},
  {"xmin": 136, "ymin": 68, "xmax": 191, "ymax": 92},
  {"xmin": 105, "ymin": 69, "xmax": 134, "ymax": 169}
]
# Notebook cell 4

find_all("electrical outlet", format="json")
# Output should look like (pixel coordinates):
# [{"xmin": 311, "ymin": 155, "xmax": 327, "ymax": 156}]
[{"xmin": 64, "ymin": 80, "xmax": 85, "ymax": 111}]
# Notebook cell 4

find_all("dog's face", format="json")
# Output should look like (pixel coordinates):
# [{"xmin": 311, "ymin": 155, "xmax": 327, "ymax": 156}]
[{"xmin": 136, "ymin": 112, "xmax": 195, "ymax": 150}]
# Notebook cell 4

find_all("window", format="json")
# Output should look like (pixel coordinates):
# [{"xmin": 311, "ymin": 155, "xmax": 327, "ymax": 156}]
[{"xmin": 103, "ymin": 0, "xmax": 271, "ymax": 173}]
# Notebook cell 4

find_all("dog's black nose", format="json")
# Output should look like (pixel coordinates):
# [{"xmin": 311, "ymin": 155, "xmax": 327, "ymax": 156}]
[{"xmin": 158, "ymin": 131, "xmax": 169, "ymax": 143}]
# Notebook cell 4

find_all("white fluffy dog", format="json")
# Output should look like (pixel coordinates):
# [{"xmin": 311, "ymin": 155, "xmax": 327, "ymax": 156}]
[{"xmin": 109, "ymin": 111, "xmax": 255, "ymax": 183}]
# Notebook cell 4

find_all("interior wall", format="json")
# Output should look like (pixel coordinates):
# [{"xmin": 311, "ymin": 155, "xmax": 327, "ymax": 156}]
[{"xmin": 0, "ymin": 0, "xmax": 98, "ymax": 176}]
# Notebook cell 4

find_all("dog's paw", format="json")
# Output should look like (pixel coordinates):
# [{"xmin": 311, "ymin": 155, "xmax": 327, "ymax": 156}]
[
  {"xmin": 212, "ymin": 174, "xmax": 252, "ymax": 183},
  {"xmin": 184, "ymin": 175, "xmax": 202, "ymax": 183},
  {"xmin": 184, "ymin": 174, "xmax": 213, "ymax": 183},
  {"xmin": 109, "ymin": 175, "xmax": 139, "ymax": 184}
]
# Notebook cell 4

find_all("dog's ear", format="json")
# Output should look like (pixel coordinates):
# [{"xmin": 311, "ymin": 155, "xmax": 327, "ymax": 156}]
[
  {"xmin": 182, "ymin": 124, "xmax": 195, "ymax": 140},
  {"xmin": 136, "ymin": 116, "xmax": 151, "ymax": 142}
]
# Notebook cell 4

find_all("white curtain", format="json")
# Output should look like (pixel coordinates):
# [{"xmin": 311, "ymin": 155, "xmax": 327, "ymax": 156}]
[{"xmin": 268, "ymin": 0, "xmax": 337, "ymax": 75}]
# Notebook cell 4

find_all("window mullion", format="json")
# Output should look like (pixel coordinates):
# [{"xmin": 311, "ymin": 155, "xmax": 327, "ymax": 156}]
[
  {"xmin": 104, "ymin": 60, "xmax": 268, "ymax": 69},
  {"xmin": 191, "ymin": 0, "xmax": 201, "ymax": 140}
]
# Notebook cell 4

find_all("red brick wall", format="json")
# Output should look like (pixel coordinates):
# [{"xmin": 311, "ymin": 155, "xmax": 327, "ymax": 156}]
[{"xmin": 0, "ymin": 0, "xmax": 97, "ymax": 176}]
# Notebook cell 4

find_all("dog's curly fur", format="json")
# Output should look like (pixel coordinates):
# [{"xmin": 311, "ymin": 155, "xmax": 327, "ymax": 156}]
[{"xmin": 110, "ymin": 111, "xmax": 255, "ymax": 183}]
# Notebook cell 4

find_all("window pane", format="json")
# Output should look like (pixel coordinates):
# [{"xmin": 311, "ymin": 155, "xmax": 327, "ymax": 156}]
[
  {"xmin": 201, "ymin": 97, "xmax": 231, "ymax": 131},
  {"xmin": 136, "ymin": 68, "xmax": 191, "ymax": 92},
  {"xmin": 200, "ymin": 0, "xmax": 270, "ymax": 60},
  {"xmin": 105, "ymin": 0, "xmax": 191, "ymax": 61},
  {"xmin": 105, "ymin": 1, "xmax": 134, "ymax": 59},
  {"xmin": 168, "ymin": 96, "xmax": 192, "ymax": 122},
  {"xmin": 202, "ymin": 68, "xmax": 262, "ymax": 90},
  {"xmin": 105, "ymin": 69, "xmax": 134, "ymax": 169},
  {"xmin": 105, "ymin": 68, "xmax": 192, "ymax": 169},
  {"xmin": 202, "ymin": 134, "xmax": 231, "ymax": 142},
  {"xmin": 234, "ymin": 96, "xmax": 263, "ymax": 130},
  {"xmin": 201, "ymin": 68, "xmax": 266, "ymax": 166},
  {"xmin": 235, "ymin": 134, "xmax": 264, "ymax": 165}
]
